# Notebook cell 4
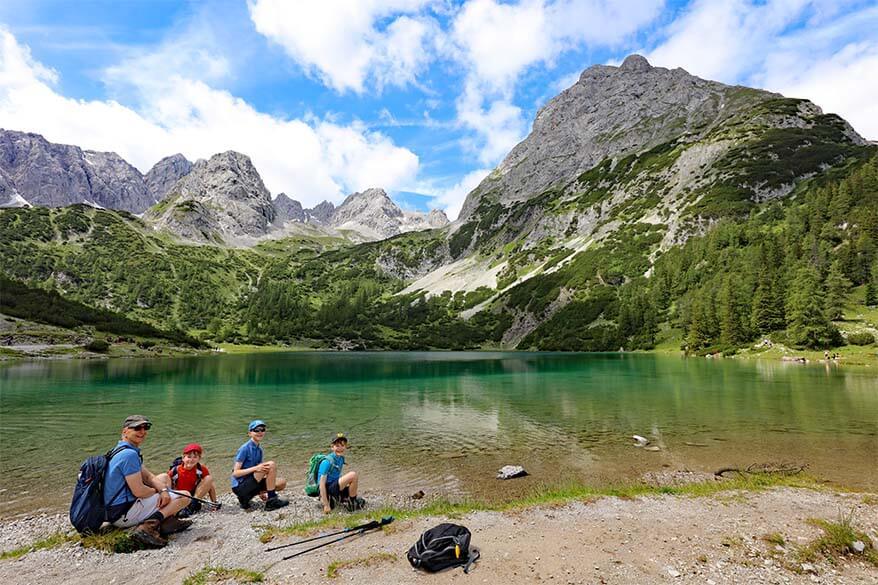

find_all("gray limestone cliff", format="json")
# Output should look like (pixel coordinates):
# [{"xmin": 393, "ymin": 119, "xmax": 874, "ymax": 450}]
[
  {"xmin": 145, "ymin": 151, "xmax": 276, "ymax": 244},
  {"xmin": 330, "ymin": 188, "xmax": 449, "ymax": 240},
  {"xmin": 459, "ymin": 54, "xmax": 866, "ymax": 220},
  {"xmin": 273, "ymin": 192, "xmax": 306, "ymax": 222},
  {"xmin": 305, "ymin": 200, "xmax": 335, "ymax": 224},
  {"xmin": 145, "ymin": 154, "xmax": 192, "ymax": 203},
  {"xmin": 0, "ymin": 129, "xmax": 156, "ymax": 213}
]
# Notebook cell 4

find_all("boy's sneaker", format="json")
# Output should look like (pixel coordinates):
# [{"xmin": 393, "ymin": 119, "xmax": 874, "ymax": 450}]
[
  {"xmin": 343, "ymin": 496, "xmax": 366, "ymax": 512},
  {"xmin": 264, "ymin": 496, "xmax": 289, "ymax": 511},
  {"xmin": 130, "ymin": 519, "xmax": 167, "ymax": 548}
]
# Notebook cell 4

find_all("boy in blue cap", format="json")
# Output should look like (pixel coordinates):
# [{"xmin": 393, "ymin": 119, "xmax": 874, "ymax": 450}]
[
  {"xmin": 318, "ymin": 432, "xmax": 365, "ymax": 514},
  {"xmin": 231, "ymin": 419, "xmax": 288, "ymax": 510}
]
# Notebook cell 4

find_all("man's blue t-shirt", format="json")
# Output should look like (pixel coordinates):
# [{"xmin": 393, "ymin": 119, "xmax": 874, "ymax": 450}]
[
  {"xmin": 317, "ymin": 453, "xmax": 344, "ymax": 484},
  {"xmin": 231, "ymin": 439, "xmax": 263, "ymax": 488},
  {"xmin": 103, "ymin": 441, "xmax": 142, "ymax": 507}
]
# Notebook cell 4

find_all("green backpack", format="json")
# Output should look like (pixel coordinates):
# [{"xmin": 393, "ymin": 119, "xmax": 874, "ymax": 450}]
[{"xmin": 305, "ymin": 453, "xmax": 327, "ymax": 497}]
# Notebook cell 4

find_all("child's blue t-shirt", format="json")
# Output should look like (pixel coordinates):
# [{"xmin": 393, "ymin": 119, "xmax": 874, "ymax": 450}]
[
  {"xmin": 231, "ymin": 440, "xmax": 263, "ymax": 488},
  {"xmin": 318, "ymin": 453, "xmax": 344, "ymax": 483},
  {"xmin": 103, "ymin": 441, "xmax": 142, "ymax": 507}
]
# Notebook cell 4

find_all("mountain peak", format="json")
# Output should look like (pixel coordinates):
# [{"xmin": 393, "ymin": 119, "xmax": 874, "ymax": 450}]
[{"xmin": 620, "ymin": 54, "xmax": 651, "ymax": 72}]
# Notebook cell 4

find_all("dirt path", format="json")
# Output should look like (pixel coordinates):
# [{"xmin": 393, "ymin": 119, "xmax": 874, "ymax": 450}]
[{"xmin": 1, "ymin": 488, "xmax": 876, "ymax": 585}]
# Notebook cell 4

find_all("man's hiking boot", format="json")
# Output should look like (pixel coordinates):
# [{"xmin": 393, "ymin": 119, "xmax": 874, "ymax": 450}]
[
  {"xmin": 159, "ymin": 515, "xmax": 193, "ymax": 536},
  {"xmin": 264, "ymin": 496, "xmax": 289, "ymax": 511},
  {"xmin": 130, "ymin": 519, "xmax": 167, "ymax": 548},
  {"xmin": 238, "ymin": 496, "xmax": 251, "ymax": 510}
]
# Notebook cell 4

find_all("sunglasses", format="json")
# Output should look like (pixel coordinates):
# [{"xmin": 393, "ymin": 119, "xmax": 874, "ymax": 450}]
[
  {"xmin": 252, "ymin": 427, "xmax": 266, "ymax": 433},
  {"xmin": 129, "ymin": 424, "xmax": 152, "ymax": 431}
]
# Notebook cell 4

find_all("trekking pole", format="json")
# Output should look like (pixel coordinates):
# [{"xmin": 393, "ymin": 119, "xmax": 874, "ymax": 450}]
[
  {"xmin": 166, "ymin": 489, "xmax": 222, "ymax": 511},
  {"xmin": 265, "ymin": 516, "xmax": 392, "ymax": 552},
  {"xmin": 276, "ymin": 516, "xmax": 394, "ymax": 561}
]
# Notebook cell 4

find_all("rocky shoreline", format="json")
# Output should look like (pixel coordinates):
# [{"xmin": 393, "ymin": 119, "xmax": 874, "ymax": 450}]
[{"xmin": 1, "ymin": 486, "xmax": 876, "ymax": 585}]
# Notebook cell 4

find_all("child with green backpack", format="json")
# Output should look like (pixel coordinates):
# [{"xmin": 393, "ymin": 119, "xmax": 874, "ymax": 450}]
[{"xmin": 305, "ymin": 432, "xmax": 365, "ymax": 513}]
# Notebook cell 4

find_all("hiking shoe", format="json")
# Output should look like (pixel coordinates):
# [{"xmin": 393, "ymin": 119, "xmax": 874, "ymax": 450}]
[
  {"xmin": 176, "ymin": 508, "xmax": 192, "ymax": 519},
  {"xmin": 130, "ymin": 519, "xmax": 167, "ymax": 548},
  {"xmin": 159, "ymin": 515, "xmax": 193, "ymax": 536},
  {"xmin": 237, "ymin": 496, "xmax": 252, "ymax": 510},
  {"xmin": 344, "ymin": 496, "xmax": 366, "ymax": 512},
  {"xmin": 264, "ymin": 496, "xmax": 289, "ymax": 511}
]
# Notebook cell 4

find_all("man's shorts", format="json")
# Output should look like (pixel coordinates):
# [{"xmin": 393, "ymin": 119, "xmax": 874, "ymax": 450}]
[
  {"xmin": 232, "ymin": 475, "xmax": 267, "ymax": 503},
  {"xmin": 326, "ymin": 479, "xmax": 350, "ymax": 507},
  {"xmin": 110, "ymin": 491, "xmax": 184, "ymax": 528}
]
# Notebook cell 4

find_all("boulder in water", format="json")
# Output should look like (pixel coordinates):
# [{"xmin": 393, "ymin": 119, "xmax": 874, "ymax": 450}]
[{"xmin": 497, "ymin": 465, "xmax": 528, "ymax": 480}]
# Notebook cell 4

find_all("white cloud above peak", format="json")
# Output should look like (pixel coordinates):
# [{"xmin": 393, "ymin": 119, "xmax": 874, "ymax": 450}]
[
  {"xmin": 248, "ymin": 0, "xmax": 436, "ymax": 93},
  {"xmin": 0, "ymin": 28, "xmax": 420, "ymax": 206}
]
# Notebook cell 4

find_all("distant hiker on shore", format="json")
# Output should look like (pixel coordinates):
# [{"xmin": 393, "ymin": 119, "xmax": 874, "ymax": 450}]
[
  {"xmin": 158, "ymin": 443, "xmax": 218, "ymax": 518},
  {"xmin": 103, "ymin": 415, "xmax": 192, "ymax": 547},
  {"xmin": 231, "ymin": 419, "xmax": 289, "ymax": 510},
  {"xmin": 319, "ymin": 432, "xmax": 365, "ymax": 514}
]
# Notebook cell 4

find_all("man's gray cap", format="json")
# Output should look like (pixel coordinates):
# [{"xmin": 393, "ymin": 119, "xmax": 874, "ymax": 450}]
[{"xmin": 123, "ymin": 415, "xmax": 151, "ymax": 428}]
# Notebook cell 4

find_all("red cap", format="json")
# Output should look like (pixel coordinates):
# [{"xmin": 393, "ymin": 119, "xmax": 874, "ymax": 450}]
[{"xmin": 182, "ymin": 443, "xmax": 202, "ymax": 455}]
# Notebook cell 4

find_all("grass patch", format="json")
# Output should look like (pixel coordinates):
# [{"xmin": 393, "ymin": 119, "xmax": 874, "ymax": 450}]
[
  {"xmin": 259, "ymin": 473, "xmax": 824, "ymax": 543},
  {"xmin": 182, "ymin": 567, "xmax": 264, "ymax": 585},
  {"xmin": 79, "ymin": 528, "xmax": 143, "ymax": 554},
  {"xmin": 762, "ymin": 532, "xmax": 786, "ymax": 546},
  {"xmin": 327, "ymin": 552, "xmax": 397, "ymax": 579},
  {"xmin": 798, "ymin": 511, "xmax": 878, "ymax": 567},
  {"xmin": 0, "ymin": 531, "xmax": 77, "ymax": 560}
]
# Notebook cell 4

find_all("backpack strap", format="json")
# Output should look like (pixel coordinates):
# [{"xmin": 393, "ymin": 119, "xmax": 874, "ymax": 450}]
[
  {"xmin": 104, "ymin": 444, "xmax": 138, "ymax": 508},
  {"xmin": 463, "ymin": 547, "xmax": 480, "ymax": 574}
]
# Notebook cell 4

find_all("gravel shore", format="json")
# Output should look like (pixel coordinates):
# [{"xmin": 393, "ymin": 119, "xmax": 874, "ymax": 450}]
[{"xmin": 1, "ymin": 487, "xmax": 876, "ymax": 585}]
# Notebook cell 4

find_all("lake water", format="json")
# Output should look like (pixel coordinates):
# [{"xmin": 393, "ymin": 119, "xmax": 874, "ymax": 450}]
[{"xmin": 1, "ymin": 352, "xmax": 876, "ymax": 518}]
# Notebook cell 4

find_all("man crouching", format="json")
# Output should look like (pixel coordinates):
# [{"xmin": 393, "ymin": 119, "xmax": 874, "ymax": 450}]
[{"xmin": 103, "ymin": 415, "xmax": 192, "ymax": 547}]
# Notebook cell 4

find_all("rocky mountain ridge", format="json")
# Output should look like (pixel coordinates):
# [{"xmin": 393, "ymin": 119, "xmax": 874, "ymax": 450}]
[
  {"xmin": 0, "ymin": 128, "xmax": 448, "ymax": 244},
  {"xmin": 1, "ymin": 54, "xmax": 874, "ymax": 353},
  {"xmin": 460, "ymin": 54, "xmax": 865, "ymax": 221},
  {"xmin": 0, "ymin": 129, "xmax": 191, "ymax": 213}
]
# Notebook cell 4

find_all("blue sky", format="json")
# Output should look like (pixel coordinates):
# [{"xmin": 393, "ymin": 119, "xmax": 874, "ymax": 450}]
[{"xmin": 1, "ymin": 1, "xmax": 876, "ymax": 218}]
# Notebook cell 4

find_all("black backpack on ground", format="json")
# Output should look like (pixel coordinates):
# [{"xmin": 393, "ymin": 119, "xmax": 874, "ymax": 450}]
[
  {"xmin": 407, "ymin": 523, "xmax": 480, "ymax": 573},
  {"xmin": 69, "ymin": 444, "xmax": 135, "ymax": 534}
]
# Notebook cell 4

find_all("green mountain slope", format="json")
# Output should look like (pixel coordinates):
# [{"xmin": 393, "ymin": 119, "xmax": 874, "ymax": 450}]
[{"xmin": 2, "ymin": 58, "xmax": 877, "ymax": 353}]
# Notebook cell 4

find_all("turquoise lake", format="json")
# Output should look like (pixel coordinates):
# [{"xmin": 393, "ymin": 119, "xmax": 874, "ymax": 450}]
[{"xmin": 1, "ymin": 352, "xmax": 876, "ymax": 518}]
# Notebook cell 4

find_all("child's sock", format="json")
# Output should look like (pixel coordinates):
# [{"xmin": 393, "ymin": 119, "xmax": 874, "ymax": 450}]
[{"xmin": 267, "ymin": 490, "xmax": 277, "ymax": 499}]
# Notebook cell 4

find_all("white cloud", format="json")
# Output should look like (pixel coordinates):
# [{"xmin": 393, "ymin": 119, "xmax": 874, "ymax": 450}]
[
  {"xmin": 0, "ymin": 29, "xmax": 419, "ymax": 205},
  {"xmin": 420, "ymin": 167, "xmax": 493, "ymax": 221},
  {"xmin": 248, "ymin": 0, "xmax": 436, "ymax": 93},
  {"xmin": 450, "ymin": 0, "xmax": 664, "ymax": 167},
  {"xmin": 767, "ymin": 41, "xmax": 878, "ymax": 140},
  {"xmin": 647, "ymin": 1, "xmax": 878, "ymax": 140}
]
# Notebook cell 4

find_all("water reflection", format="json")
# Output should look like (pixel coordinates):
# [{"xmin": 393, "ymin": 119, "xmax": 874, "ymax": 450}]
[{"xmin": 1, "ymin": 352, "xmax": 876, "ymax": 517}]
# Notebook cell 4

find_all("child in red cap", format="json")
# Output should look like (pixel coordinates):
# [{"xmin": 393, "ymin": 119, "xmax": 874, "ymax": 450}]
[{"xmin": 162, "ymin": 443, "xmax": 218, "ymax": 517}]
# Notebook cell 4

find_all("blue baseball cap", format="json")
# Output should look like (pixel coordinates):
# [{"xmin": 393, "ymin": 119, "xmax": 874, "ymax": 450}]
[{"xmin": 248, "ymin": 419, "xmax": 267, "ymax": 432}]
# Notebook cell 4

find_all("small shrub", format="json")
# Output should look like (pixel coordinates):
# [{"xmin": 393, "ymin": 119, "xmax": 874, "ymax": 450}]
[
  {"xmin": 798, "ymin": 510, "xmax": 878, "ymax": 567},
  {"xmin": 84, "ymin": 338, "xmax": 110, "ymax": 352},
  {"xmin": 846, "ymin": 332, "xmax": 875, "ymax": 346}
]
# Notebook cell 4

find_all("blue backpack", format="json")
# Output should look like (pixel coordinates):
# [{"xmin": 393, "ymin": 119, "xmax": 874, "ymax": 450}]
[{"xmin": 69, "ymin": 445, "xmax": 135, "ymax": 534}]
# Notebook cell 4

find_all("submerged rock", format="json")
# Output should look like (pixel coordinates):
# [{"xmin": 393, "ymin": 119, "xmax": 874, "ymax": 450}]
[{"xmin": 497, "ymin": 465, "xmax": 528, "ymax": 480}]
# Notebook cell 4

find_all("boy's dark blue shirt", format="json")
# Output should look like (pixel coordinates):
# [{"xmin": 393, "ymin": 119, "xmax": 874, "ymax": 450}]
[{"xmin": 231, "ymin": 439, "xmax": 262, "ymax": 488}]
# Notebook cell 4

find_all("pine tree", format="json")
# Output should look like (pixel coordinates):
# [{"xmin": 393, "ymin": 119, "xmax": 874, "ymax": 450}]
[
  {"xmin": 686, "ymin": 288, "xmax": 718, "ymax": 352},
  {"xmin": 718, "ymin": 276, "xmax": 748, "ymax": 346},
  {"xmin": 786, "ymin": 266, "xmax": 841, "ymax": 349},
  {"xmin": 865, "ymin": 262, "xmax": 878, "ymax": 307},
  {"xmin": 823, "ymin": 261, "xmax": 851, "ymax": 320}
]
